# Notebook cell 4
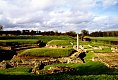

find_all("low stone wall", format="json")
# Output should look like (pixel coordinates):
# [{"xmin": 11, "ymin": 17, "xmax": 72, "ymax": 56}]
[{"xmin": 32, "ymin": 66, "xmax": 76, "ymax": 74}]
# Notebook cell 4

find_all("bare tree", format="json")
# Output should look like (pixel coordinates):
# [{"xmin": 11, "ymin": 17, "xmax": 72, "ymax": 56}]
[{"xmin": 0, "ymin": 25, "xmax": 3, "ymax": 31}]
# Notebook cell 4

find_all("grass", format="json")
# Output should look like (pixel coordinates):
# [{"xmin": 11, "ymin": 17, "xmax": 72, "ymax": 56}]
[
  {"xmin": 90, "ymin": 37, "xmax": 118, "ymax": 46},
  {"xmin": 0, "ymin": 35, "xmax": 74, "ymax": 40},
  {"xmin": 18, "ymin": 48, "xmax": 76, "ymax": 57},
  {"xmin": 0, "ymin": 36, "xmax": 118, "ymax": 79},
  {"xmin": 94, "ymin": 48, "xmax": 112, "ymax": 53},
  {"xmin": 0, "ymin": 67, "xmax": 32, "ymax": 75},
  {"xmin": 47, "ymin": 40, "xmax": 75, "ymax": 46},
  {"xmin": 0, "ymin": 39, "xmax": 39, "ymax": 44},
  {"xmin": 0, "ymin": 36, "xmax": 75, "ymax": 45},
  {"xmin": 0, "ymin": 50, "xmax": 118, "ymax": 80},
  {"xmin": 0, "ymin": 74, "xmax": 118, "ymax": 80},
  {"xmin": 47, "ymin": 40, "xmax": 76, "ymax": 48},
  {"xmin": 90, "ymin": 37, "xmax": 118, "ymax": 41},
  {"xmin": 44, "ymin": 51, "xmax": 111, "ymax": 75},
  {"xmin": 79, "ymin": 40, "xmax": 118, "ymax": 48}
]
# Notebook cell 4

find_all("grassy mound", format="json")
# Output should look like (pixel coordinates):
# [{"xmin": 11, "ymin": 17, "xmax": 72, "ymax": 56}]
[
  {"xmin": 47, "ymin": 40, "xmax": 76, "ymax": 48},
  {"xmin": 18, "ymin": 48, "xmax": 76, "ymax": 57}
]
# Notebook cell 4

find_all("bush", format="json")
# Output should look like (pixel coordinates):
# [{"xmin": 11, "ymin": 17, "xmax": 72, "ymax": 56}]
[{"xmin": 36, "ymin": 40, "xmax": 46, "ymax": 47}]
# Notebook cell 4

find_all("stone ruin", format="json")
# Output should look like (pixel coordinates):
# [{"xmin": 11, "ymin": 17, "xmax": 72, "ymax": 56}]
[
  {"xmin": 0, "ymin": 45, "xmax": 86, "ymax": 74},
  {"xmin": 0, "ymin": 60, "xmax": 12, "ymax": 69},
  {"xmin": 111, "ymin": 47, "xmax": 118, "ymax": 53},
  {"xmin": 0, "ymin": 53, "xmax": 82, "ymax": 74},
  {"xmin": 32, "ymin": 64, "xmax": 76, "ymax": 75},
  {"xmin": 46, "ymin": 44, "xmax": 67, "ymax": 48}
]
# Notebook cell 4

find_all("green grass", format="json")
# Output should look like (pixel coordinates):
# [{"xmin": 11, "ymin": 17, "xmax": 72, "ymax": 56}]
[
  {"xmin": 0, "ymin": 35, "xmax": 74, "ymax": 40},
  {"xmin": 0, "ymin": 51, "xmax": 118, "ymax": 80},
  {"xmin": 0, "ymin": 36, "xmax": 75, "ymax": 45},
  {"xmin": 42, "ymin": 74, "xmax": 118, "ymax": 80},
  {"xmin": 0, "ymin": 39, "xmax": 39, "ymax": 44},
  {"xmin": 44, "ymin": 51, "xmax": 110, "ymax": 75},
  {"xmin": 90, "ymin": 37, "xmax": 118, "ymax": 41},
  {"xmin": 79, "ymin": 40, "xmax": 117, "ymax": 48},
  {"xmin": 47, "ymin": 40, "xmax": 75, "ymax": 46},
  {"xmin": 0, "ymin": 67, "xmax": 32, "ymax": 75},
  {"xmin": 94, "ymin": 48, "xmax": 112, "ymax": 53},
  {"xmin": 0, "ymin": 73, "xmax": 118, "ymax": 80},
  {"xmin": 18, "ymin": 48, "xmax": 76, "ymax": 57},
  {"xmin": 47, "ymin": 40, "xmax": 76, "ymax": 48},
  {"xmin": 84, "ymin": 51, "xmax": 96, "ymax": 62},
  {"xmin": 90, "ymin": 37, "xmax": 118, "ymax": 46}
]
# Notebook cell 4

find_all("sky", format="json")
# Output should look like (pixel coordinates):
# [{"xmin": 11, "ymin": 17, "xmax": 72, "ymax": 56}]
[{"xmin": 0, "ymin": 0, "xmax": 118, "ymax": 33}]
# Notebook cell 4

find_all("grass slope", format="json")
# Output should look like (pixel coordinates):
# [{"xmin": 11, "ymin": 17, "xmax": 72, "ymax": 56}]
[
  {"xmin": 0, "ymin": 39, "xmax": 39, "ymax": 44},
  {"xmin": 18, "ymin": 48, "xmax": 75, "ymax": 57},
  {"xmin": 0, "ymin": 67, "xmax": 32, "ymax": 75},
  {"xmin": 0, "ymin": 36, "xmax": 75, "ymax": 45},
  {"xmin": 47, "ymin": 40, "xmax": 75, "ymax": 46}
]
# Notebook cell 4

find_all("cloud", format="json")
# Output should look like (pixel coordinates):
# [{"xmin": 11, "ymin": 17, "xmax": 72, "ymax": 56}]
[
  {"xmin": 102, "ymin": 0, "xmax": 118, "ymax": 8},
  {"xmin": 0, "ymin": 0, "xmax": 118, "ymax": 33}
]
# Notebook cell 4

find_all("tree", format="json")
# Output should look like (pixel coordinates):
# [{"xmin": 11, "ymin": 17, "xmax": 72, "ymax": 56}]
[
  {"xmin": 81, "ymin": 30, "xmax": 89, "ymax": 36},
  {"xmin": 0, "ymin": 25, "xmax": 3, "ymax": 31},
  {"xmin": 65, "ymin": 31, "xmax": 76, "ymax": 37}
]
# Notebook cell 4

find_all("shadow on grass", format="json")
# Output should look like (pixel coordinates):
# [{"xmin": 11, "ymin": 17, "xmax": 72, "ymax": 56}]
[
  {"xmin": 0, "ymin": 50, "xmax": 17, "ymax": 61},
  {"xmin": 72, "ymin": 61, "xmax": 118, "ymax": 75},
  {"xmin": 0, "ymin": 62, "xmax": 118, "ymax": 80}
]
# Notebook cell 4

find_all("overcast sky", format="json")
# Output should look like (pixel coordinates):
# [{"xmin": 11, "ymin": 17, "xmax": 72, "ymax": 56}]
[{"xmin": 0, "ymin": 0, "xmax": 118, "ymax": 33}]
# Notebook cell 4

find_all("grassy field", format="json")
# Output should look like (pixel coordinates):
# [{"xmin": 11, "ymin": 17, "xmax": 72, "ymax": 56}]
[
  {"xmin": 90, "ymin": 37, "xmax": 118, "ymax": 46},
  {"xmin": 0, "ymin": 36, "xmax": 75, "ymax": 45},
  {"xmin": 90, "ymin": 37, "xmax": 118, "ymax": 41},
  {"xmin": 94, "ymin": 48, "xmax": 112, "ymax": 53},
  {"xmin": 18, "ymin": 48, "xmax": 75, "ymax": 57},
  {"xmin": 0, "ymin": 39, "xmax": 39, "ymax": 44},
  {"xmin": 0, "ymin": 35, "xmax": 74, "ymax": 40}
]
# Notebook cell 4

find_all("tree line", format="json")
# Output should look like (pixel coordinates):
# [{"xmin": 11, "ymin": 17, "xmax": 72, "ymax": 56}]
[
  {"xmin": 0, "ymin": 30, "xmax": 118, "ymax": 37},
  {"xmin": 90, "ymin": 31, "xmax": 118, "ymax": 37},
  {"xmin": 0, "ymin": 24, "xmax": 118, "ymax": 37},
  {"xmin": 0, "ymin": 30, "xmax": 77, "ymax": 37}
]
